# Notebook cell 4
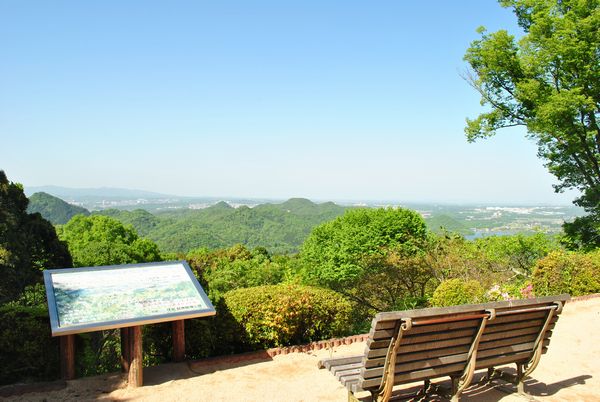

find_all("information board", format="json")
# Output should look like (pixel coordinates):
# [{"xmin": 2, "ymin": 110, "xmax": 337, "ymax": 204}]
[{"xmin": 44, "ymin": 261, "xmax": 215, "ymax": 336}]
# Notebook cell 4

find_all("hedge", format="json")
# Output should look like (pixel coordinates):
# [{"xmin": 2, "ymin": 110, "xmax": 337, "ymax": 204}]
[
  {"xmin": 222, "ymin": 284, "xmax": 352, "ymax": 348},
  {"xmin": 430, "ymin": 279, "xmax": 485, "ymax": 307},
  {"xmin": 532, "ymin": 250, "xmax": 600, "ymax": 296}
]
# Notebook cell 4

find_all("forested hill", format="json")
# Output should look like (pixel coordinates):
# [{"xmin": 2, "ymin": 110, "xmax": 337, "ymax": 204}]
[
  {"xmin": 27, "ymin": 192, "xmax": 90, "ymax": 224},
  {"xmin": 94, "ymin": 198, "xmax": 348, "ymax": 254}
]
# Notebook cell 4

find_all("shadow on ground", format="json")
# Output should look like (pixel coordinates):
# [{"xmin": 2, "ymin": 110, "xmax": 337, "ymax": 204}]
[
  {"xmin": 143, "ymin": 351, "xmax": 274, "ymax": 386},
  {"xmin": 368, "ymin": 371, "xmax": 593, "ymax": 402}
]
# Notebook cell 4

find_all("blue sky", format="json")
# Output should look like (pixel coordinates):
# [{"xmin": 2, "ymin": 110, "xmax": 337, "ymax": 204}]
[{"xmin": 0, "ymin": 1, "xmax": 580, "ymax": 204}]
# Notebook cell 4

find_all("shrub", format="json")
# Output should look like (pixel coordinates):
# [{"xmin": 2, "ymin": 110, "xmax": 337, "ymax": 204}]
[
  {"xmin": 532, "ymin": 250, "xmax": 600, "ymax": 296},
  {"xmin": 222, "ymin": 284, "xmax": 352, "ymax": 348},
  {"xmin": 0, "ymin": 304, "xmax": 60, "ymax": 385},
  {"xmin": 430, "ymin": 279, "xmax": 485, "ymax": 307}
]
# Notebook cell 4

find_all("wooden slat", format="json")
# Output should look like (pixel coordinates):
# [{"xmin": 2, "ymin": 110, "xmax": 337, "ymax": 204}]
[
  {"xmin": 481, "ymin": 325, "xmax": 543, "ymax": 342},
  {"xmin": 368, "ymin": 327, "xmax": 477, "ymax": 349},
  {"xmin": 341, "ymin": 374, "xmax": 360, "ymax": 387},
  {"xmin": 360, "ymin": 362, "xmax": 465, "ymax": 389},
  {"xmin": 364, "ymin": 344, "xmax": 472, "ymax": 369},
  {"xmin": 374, "ymin": 320, "xmax": 399, "ymax": 330},
  {"xmin": 332, "ymin": 362, "xmax": 364, "ymax": 376},
  {"xmin": 373, "ymin": 294, "xmax": 568, "ymax": 322},
  {"xmin": 485, "ymin": 318, "xmax": 544, "ymax": 334},
  {"xmin": 483, "ymin": 310, "xmax": 547, "ymax": 325},
  {"xmin": 362, "ymin": 351, "xmax": 469, "ymax": 379},
  {"xmin": 337, "ymin": 368, "xmax": 361, "ymax": 380},
  {"xmin": 478, "ymin": 334, "xmax": 539, "ymax": 351},
  {"xmin": 367, "ymin": 335, "xmax": 474, "ymax": 358},
  {"xmin": 318, "ymin": 355, "xmax": 363, "ymax": 370}
]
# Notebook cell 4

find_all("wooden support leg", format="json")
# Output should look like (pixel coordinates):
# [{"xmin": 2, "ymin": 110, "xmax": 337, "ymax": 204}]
[
  {"xmin": 450, "ymin": 376, "xmax": 460, "ymax": 402},
  {"xmin": 517, "ymin": 363, "xmax": 525, "ymax": 395},
  {"xmin": 60, "ymin": 334, "xmax": 75, "ymax": 380},
  {"xmin": 128, "ymin": 325, "xmax": 143, "ymax": 387},
  {"xmin": 172, "ymin": 320, "xmax": 185, "ymax": 362},
  {"xmin": 121, "ymin": 327, "xmax": 131, "ymax": 373}
]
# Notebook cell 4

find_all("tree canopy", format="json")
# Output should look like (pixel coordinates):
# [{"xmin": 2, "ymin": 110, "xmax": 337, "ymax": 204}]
[
  {"xmin": 56, "ymin": 215, "xmax": 161, "ymax": 267},
  {"xmin": 301, "ymin": 208, "xmax": 429, "ymax": 290},
  {"xmin": 464, "ymin": 0, "xmax": 600, "ymax": 246},
  {"xmin": 0, "ymin": 171, "xmax": 72, "ymax": 303}
]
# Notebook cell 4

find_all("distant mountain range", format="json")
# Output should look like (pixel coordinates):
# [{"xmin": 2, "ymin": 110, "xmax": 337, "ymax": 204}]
[
  {"xmin": 24, "ymin": 185, "xmax": 173, "ymax": 199},
  {"xmin": 26, "ymin": 188, "xmax": 585, "ymax": 255},
  {"xmin": 26, "ymin": 192, "xmax": 348, "ymax": 254}
]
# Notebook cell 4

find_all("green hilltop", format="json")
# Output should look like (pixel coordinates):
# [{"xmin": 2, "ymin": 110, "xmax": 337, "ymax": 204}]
[
  {"xmin": 27, "ymin": 192, "xmax": 90, "ymax": 224},
  {"xmin": 94, "ymin": 198, "xmax": 348, "ymax": 254}
]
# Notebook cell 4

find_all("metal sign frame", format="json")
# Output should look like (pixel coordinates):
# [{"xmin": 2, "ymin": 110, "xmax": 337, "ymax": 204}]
[{"xmin": 44, "ymin": 260, "xmax": 215, "ymax": 336}]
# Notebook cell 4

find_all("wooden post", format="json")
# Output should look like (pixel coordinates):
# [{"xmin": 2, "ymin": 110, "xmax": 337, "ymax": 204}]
[
  {"xmin": 128, "ymin": 326, "xmax": 143, "ymax": 387},
  {"xmin": 121, "ymin": 327, "xmax": 131, "ymax": 372},
  {"xmin": 60, "ymin": 335, "xmax": 75, "ymax": 380},
  {"xmin": 172, "ymin": 320, "xmax": 185, "ymax": 362}
]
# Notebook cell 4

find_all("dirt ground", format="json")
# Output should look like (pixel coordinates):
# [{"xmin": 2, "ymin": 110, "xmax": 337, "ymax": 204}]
[{"xmin": 4, "ymin": 297, "xmax": 599, "ymax": 402}]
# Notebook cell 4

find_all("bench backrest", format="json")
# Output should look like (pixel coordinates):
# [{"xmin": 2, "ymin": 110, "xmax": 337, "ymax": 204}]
[{"xmin": 357, "ymin": 294, "xmax": 570, "ymax": 392}]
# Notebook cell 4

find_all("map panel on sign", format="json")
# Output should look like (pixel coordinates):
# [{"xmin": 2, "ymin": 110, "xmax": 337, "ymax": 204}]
[{"xmin": 44, "ymin": 261, "xmax": 215, "ymax": 336}]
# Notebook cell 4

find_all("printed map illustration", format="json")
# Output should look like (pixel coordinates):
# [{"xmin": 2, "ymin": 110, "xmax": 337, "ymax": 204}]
[{"xmin": 50, "ymin": 263, "xmax": 209, "ymax": 327}]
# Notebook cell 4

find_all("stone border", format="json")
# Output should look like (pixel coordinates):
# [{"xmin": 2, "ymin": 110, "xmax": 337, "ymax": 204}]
[
  {"xmin": 187, "ymin": 333, "xmax": 370, "ymax": 369},
  {"xmin": 567, "ymin": 293, "xmax": 600, "ymax": 303},
  {"xmin": 264, "ymin": 333, "xmax": 368, "ymax": 357}
]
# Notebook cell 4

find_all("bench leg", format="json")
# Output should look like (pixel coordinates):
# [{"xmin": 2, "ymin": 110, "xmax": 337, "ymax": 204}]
[{"xmin": 450, "ymin": 376, "xmax": 460, "ymax": 402}]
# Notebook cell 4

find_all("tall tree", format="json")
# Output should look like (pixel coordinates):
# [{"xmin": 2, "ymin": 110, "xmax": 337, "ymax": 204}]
[
  {"xmin": 0, "ymin": 171, "xmax": 72, "ymax": 303},
  {"xmin": 464, "ymin": 0, "xmax": 600, "ymax": 247}
]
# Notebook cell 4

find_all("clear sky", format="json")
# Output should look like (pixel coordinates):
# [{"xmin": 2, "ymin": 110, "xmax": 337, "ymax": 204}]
[{"xmin": 0, "ymin": 1, "xmax": 581, "ymax": 204}]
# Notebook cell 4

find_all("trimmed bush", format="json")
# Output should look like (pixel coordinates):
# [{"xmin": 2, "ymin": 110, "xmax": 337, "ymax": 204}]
[
  {"xmin": 532, "ymin": 250, "xmax": 600, "ymax": 296},
  {"xmin": 223, "ymin": 284, "xmax": 352, "ymax": 348},
  {"xmin": 0, "ymin": 304, "xmax": 60, "ymax": 385},
  {"xmin": 430, "ymin": 279, "xmax": 485, "ymax": 307}
]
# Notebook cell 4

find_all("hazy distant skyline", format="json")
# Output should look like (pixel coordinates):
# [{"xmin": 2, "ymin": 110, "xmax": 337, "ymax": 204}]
[{"xmin": 1, "ymin": 1, "xmax": 581, "ymax": 205}]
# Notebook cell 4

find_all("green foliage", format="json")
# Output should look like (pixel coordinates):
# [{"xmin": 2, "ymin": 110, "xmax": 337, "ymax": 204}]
[
  {"xmin": 93, "ymin": 208, "xmax": 160, "ymax": 237},
  {"xmin": 464, "ymin": 0, "xmax": 600, "ymax": 247},
  {"xmin": 186, "ymin": 244, "xmax": 295, "ymax": 300},
  {"xmin": 301, "ymin": 208, "xmax": 429, "ymax": 290},
  {"xmin": 57, "ymin": 215, "xmax": 162, "ymax": 267},
  {"xmin": 0, "ymin": 304, "xmax": 59, "ymax": 385},
  {"xmin": 27, "ymin": 192, "xmax": 90, "ymax": 225},
  {"xmin": 430, "ymin": 279, "xmax": 486, "ymax": 307},
  {"xmin": 532, "ymin": 250, "xmax": 600, "ymax": 296},
  {"xmin": 344, "ymin": 249, "xmax": 434, "ymax": 316},
  {"xmin": 223, "ymin": 284, "xmax": 352, "ymax": 348},
  {"xmin": 473, "ymin": 232, "xmax": 558, "ymax": 275},
  {"xmin": 95, "ymin": 198, "xmax": 346, "ymax": 254},
  {"xmin": 0, "ymin": 171, "xmax": 72, "ymax": 303},
  {"xmin": 561, "ymin": 214, "xmax": 600, "ymax": 251}
]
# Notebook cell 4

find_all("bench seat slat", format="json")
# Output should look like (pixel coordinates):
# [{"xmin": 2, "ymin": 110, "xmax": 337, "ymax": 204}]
[
  {"xmin": 332, "ymin": 363, "xmax": 364, "ymax": 376},
  {"xmin": 318, "ymin": 355, "xmax": 363, "ymax": 370}
]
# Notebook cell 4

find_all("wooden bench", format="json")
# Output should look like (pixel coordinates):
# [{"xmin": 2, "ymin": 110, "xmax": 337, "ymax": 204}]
[{"xmin": 318, "ymin": 294, "xmax": 570, "ymax": 401}]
